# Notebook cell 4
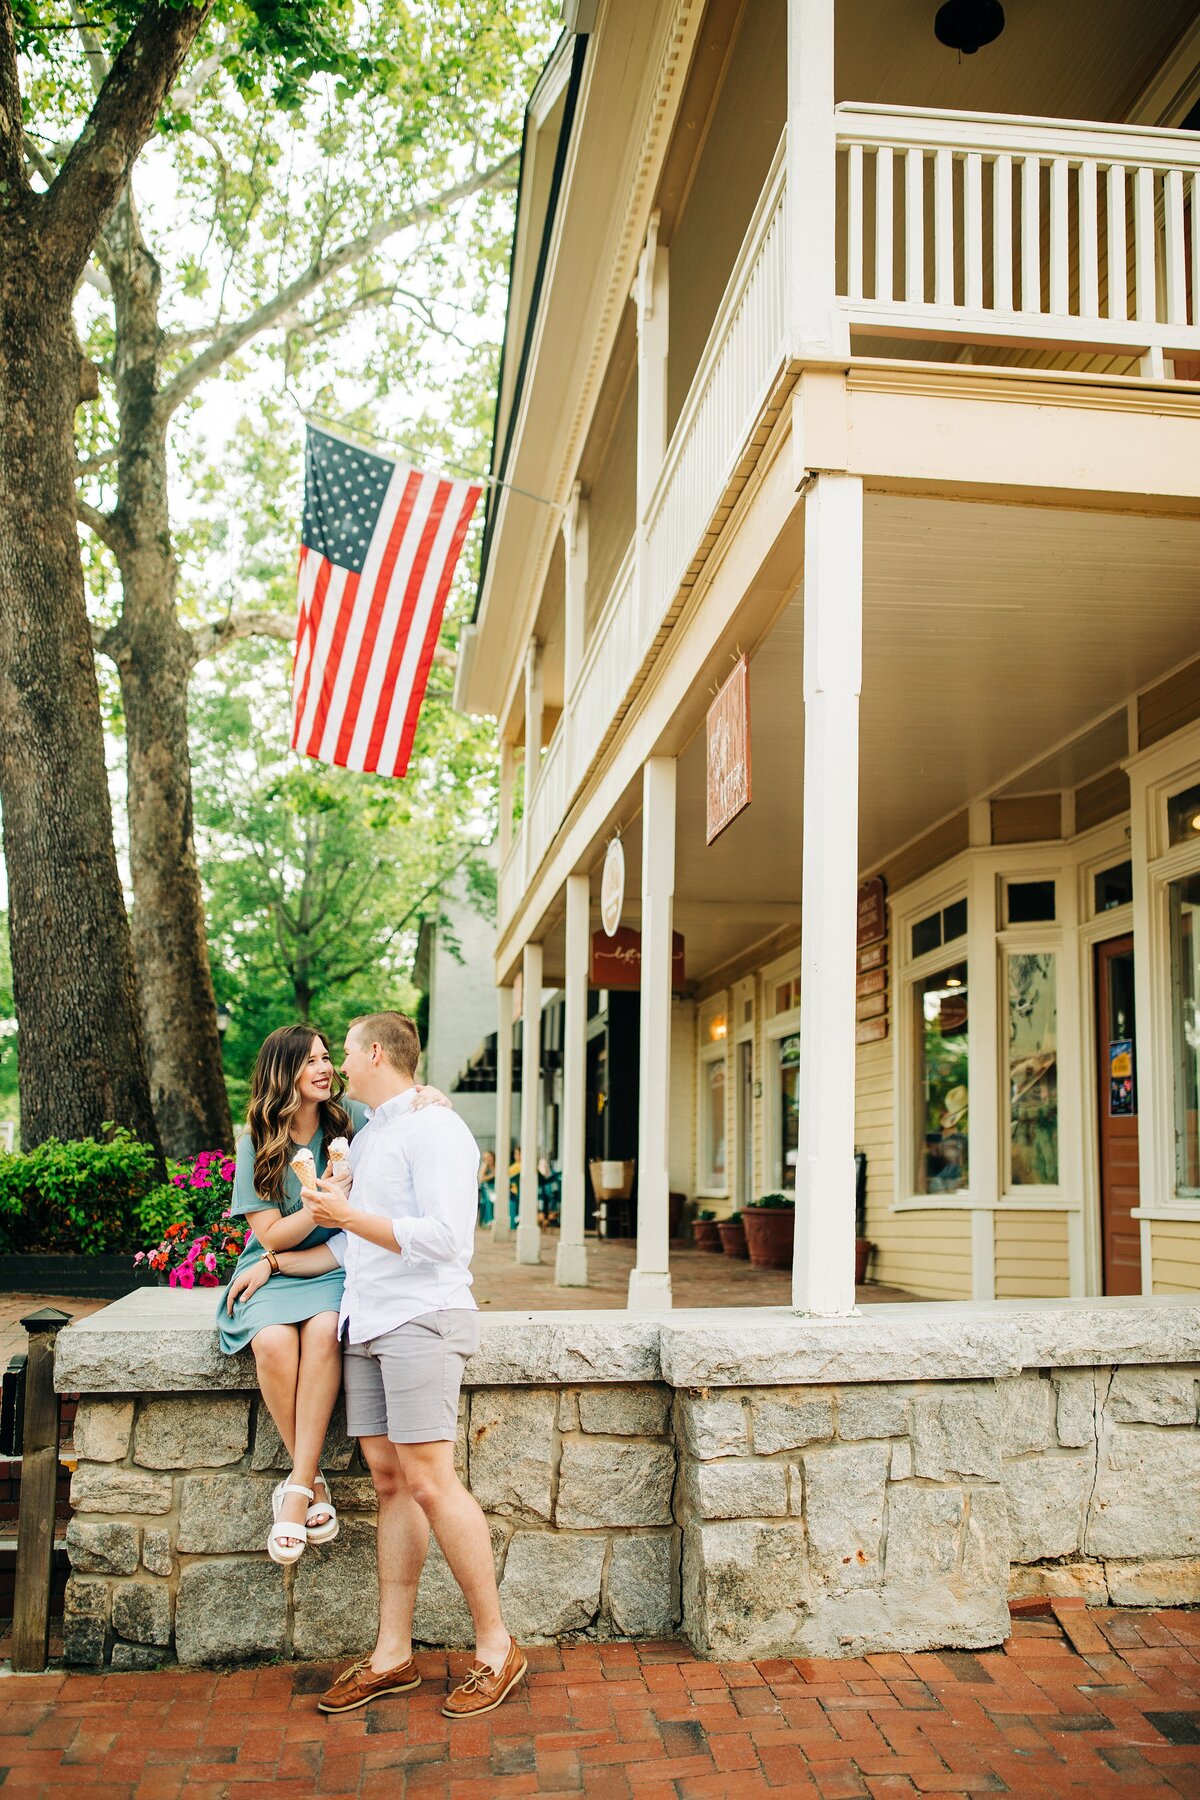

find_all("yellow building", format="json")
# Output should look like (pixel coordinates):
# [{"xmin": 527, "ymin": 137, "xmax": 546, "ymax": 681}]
[{"xmin": 455, "ymin": 0, "xmax": 1200, "ymax": 1308}]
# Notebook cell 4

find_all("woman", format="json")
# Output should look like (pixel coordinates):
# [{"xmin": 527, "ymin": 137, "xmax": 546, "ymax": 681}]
[{"xmin": 216, "ymin": 1024, "xmax": 362, "ymax": 1564}]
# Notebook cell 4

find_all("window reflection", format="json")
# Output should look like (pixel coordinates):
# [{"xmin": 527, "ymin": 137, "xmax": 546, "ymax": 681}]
[
  {"xmin": 916, "ymin": 964, "xmax": 969, "ymax": 1194},
  {"xmin": 1170, "ymin": 872, "xmax": 1200, "ymax": 1195},
  {"xmin": 1008, "ymin": 951, "xmax": 1059, "ymax": 1185}
]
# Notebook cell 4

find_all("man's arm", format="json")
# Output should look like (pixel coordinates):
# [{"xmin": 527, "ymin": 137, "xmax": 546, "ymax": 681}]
[{"xmin": 304, "ymin": 1179, "xmax": 405, "ymax": 1253}]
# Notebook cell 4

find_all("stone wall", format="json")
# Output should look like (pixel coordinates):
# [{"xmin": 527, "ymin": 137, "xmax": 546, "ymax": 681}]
[{"xmin": 56, "ymin": 1293, "xmax": 1200, "ymax": 1667}]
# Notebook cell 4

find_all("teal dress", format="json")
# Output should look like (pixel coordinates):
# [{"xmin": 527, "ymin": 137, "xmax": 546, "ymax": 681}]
[{"xmin": 215, "ymin": 1102, "xmax": 368, "ymax": 1355}]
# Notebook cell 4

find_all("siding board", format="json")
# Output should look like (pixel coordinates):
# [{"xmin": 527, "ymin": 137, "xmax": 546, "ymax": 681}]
[{"xmin": 1139, "ymin": 656, "xmax": 1200, "ymax": 751}]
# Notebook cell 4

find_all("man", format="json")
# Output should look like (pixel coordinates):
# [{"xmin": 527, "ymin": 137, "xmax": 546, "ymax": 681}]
[{"xmin": 247, "ymin": 1011, "xmax": 525, "ymax": 1718}]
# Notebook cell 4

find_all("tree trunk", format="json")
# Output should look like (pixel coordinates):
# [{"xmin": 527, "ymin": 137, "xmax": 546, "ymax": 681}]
[
  {"xmin": 104, "ymin": 190, "xmax": 232, "ymax": 1156},
  {"xmin": 0, "ymin": 256, "xmax": 161, "ymax": 1154}
]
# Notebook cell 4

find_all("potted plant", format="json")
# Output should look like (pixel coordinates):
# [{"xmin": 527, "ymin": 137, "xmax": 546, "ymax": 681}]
[
  {"xmin": 742, "ymin": 1192, "xmax": 795, "ymax": 1269},
  {"xmin": 717, "ymin": 1211, "xmax": 748, "ymax": 1259},
  {"xmin": 692, "ymin": 1209, "xmax": 721, "ymax": 1252}
]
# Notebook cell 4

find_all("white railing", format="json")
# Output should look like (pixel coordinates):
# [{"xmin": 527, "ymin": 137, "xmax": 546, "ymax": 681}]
[
  {"xmin": 836, "ymin": 104, "xmax": 1200, "ymax": 361},
  {"xmin": 525, "ymin": 720, "xmax": 568, "ymax": 889},
  {"xmin": 498, "ymin": 832, "xmax": 522, "ymax": 925},
  {"xmin": 643, "ymin": 141, "xmax": 789, "ymax": 615},
  {"xmin": 565, "ymin": 541, "xmax": 637, "ymax": 801}
]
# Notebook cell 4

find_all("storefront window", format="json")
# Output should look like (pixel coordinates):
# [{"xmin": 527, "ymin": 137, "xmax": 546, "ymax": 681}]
[
  {"xmin": 777, "ymin": 1032, "xmax": 800, "ymax": 1192},
  {"xmin": 1007, "ymin": 951, "xmax": 1059, "ymax": 1185},
  {"xmin": 915, "ymin": 964, "xmax": 968, "ymax": 1194},
  {"xmin": 1169, "ymin": 872, "xmax": 1200, "ymax": 1194},
  {"xmin": 701, "ymin": 1055, "xmax": 727, "ymax": 1189}
]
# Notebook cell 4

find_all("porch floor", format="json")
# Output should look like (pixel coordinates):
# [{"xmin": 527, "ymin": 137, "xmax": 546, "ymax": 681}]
[{"xmin": 469, "ymin": 1227, "xmax": 919, "ymax": 1310}]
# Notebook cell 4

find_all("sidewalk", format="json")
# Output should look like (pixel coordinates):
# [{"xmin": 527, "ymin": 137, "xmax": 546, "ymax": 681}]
[{"xmin": 1, "ymin": 1606, "xmax": 1197, "ymax": 1797}]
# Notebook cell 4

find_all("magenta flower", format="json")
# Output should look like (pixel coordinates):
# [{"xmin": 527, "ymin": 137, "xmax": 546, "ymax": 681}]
[
  {"xmin": 189, "ymin": 1170, "xmax": 211, "ymax": 1188},
  {"xmin": 203, "ymin": 1252, "xmax": 217, "ymax": 1272},
  {"xmin": 171, "ymin": 1173, "xmax": 184, "ymax": 1187},
  {"xmin": 220, "ymin": 1161, "xmax": 235, "ymax": 1183}
]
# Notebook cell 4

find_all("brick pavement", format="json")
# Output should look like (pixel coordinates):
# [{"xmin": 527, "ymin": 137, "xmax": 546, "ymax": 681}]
[{"xmin": 0, "ymin": 1605, "xmax": 1197, "ymax": 1798}]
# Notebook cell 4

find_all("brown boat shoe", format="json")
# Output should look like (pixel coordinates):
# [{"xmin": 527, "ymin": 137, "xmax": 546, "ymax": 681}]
[
  {"xmin": 442, "ymin": 1637, "xmax": 528, "ymax": 1718},
  {"xmin": 317, "ymin": 1654, "xmax": 421, "ymax": 1713}
]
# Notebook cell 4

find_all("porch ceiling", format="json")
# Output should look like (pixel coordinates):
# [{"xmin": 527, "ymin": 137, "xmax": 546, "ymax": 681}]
[{"xmin": 656, "ymin": 491, "xmax": 1200, "ymax": 984}]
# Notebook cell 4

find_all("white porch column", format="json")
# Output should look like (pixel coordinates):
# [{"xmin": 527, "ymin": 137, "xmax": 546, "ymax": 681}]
[
  {"xmin": 633, "ymin": 214, "xmax": 669, "ymax": 519},
  {"xmin": 793, "ymin": 473, "xmax": 862, "ymax": 1315},
  {"xmin": 492, "ymin": 985, "xmax": 513, "ymax": 1242},
  {"xmin": 628, "ymin": 758, "xmax": 675, "ymax": 1312},
  {"xmin": 522, "ymin": 645, "xmax": 543, "ymax": 886},
  {"xmin": 555, "ymin": 873, "xmax": 590, "ymax": 1287},
  {"xmin": 517, "ymin": 940, "xmax": 543, "ymax": 1265},
  {"xmin": 563, "ymin": 484, "xmax": 589, "ymax": 701},
  {"xmin": 498, "ymin": 739, "xmax": 516, "ymax": 868},
  {"xmin": 787, "ymin": 0, "xmax": 849, "ymax": 361}
]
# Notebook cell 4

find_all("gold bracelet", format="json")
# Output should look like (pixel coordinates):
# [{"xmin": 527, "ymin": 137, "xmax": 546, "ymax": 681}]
[{"xmin": 264, "ymin": 1249, "xmax": 280, "ymax": 1275}]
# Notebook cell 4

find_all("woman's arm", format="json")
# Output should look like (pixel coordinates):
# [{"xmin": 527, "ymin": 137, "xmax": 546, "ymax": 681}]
[
  {"xmin": 224, "ymin": 1241, "xmax": 339, "ymax": 1314},
  {"xmin": 248, "ymin": 1204, "xmax": 319, "ymax": 1252}
]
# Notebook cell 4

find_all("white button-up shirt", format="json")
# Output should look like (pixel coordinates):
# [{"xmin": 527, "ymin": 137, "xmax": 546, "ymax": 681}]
[{"xmin": 327, "ymin": 1089, "xmax": 479, "ymax": 1343}]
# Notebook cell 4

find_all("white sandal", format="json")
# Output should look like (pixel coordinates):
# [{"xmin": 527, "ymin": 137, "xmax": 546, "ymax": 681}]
[
  {"xmin": 306, "ymin": 1470, "xmax": 339, "ymax": 1545},
  {"xmin": 267, "ymin": 1479, "xmax": 312, "ymax": 1566}
]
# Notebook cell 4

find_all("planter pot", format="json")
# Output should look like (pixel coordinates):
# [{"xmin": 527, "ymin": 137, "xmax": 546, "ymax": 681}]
[
  {"xmin": 717, "ymin": 1220, "xmax": 748, "ymax": 1259},
  {"xmin": 669, "ymin": 1191, "xmax": 685, "ymax": 1238},
  {"xmin": 855, "ymin": 1237, "xmax": 874, "ymax": 1285},
  {"xmin": 742, "ymin": 1206, "xmax": 795, "ymax": 1270},
  {"xmin": 692, "ymin": 1220, "xmax": 722, "ymax": 1252},
  {"xmin": 0, "ymin": 1253, "xmax": 159, "ymax": 1300}
]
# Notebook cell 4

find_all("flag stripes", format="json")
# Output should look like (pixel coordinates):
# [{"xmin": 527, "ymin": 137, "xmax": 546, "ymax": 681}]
[{"xmin": 290, "ymin": 428, "xmax": 481, "ymax": 779}]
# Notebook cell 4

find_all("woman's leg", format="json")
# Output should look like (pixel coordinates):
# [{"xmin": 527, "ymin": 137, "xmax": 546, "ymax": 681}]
[
  {"xmin": 251, "ymin": 1324, "xmax": 306, "ymax": 1540},
  {"xmin": 294, "ymin": 1311, "xmax": 343, "ymax": 1517}
]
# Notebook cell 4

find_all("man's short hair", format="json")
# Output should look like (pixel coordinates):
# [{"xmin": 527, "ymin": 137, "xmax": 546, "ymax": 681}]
[{"xmin": 348, "ymin": 1011, "xmax": 421, "ymax": 1078}]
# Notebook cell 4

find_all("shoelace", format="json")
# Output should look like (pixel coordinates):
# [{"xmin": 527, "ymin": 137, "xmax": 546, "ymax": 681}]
[{"xmin": 456, "ymin": 1664, "xmax": 493, "ymax": 1693}]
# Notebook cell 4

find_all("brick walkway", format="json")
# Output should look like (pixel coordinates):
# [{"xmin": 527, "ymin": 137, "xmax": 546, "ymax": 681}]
[{"xmin": 2, "ymin": 1605, "xmax": 1198, "ymax": 1797}]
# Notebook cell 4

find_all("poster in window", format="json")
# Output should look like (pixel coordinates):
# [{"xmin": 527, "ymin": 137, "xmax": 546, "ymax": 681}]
[{"xmin": 1109, "ymin": 1039, "xmax": 1134, "ymax": 1117}]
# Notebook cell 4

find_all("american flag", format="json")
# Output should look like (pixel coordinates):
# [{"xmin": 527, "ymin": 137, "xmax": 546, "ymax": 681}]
[{"xmin": 290, "ymin": 426, "xmax": 481, "ymax": 778}]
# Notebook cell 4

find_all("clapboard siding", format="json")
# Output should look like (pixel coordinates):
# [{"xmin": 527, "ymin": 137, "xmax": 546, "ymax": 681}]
[
  {"xmin": 994, "ymin": 1209, "xmax": 1070, "ymax": 1297},
  {"xmin": 1075, "ymin": 766, "xmax": 1129, "ymax": 835},
  {"xmin": 991, "ymin": 794, "xmax": 1062, "ymax": 845},
  {"xmin": 1139, "ymin": 656, "xmax": 1200, "ymax": 751},
  {"xmin": 1150, "ymin": 1218, "xmax": 1200, "ymax": 1295}
]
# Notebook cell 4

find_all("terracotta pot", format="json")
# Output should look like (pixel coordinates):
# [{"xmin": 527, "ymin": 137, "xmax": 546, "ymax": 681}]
[
  {"xmin": 717, "ymin": 1219, "xmax": 748, "ymax": 1259},
  {"xmin": 742, "ymin": 1205, "xmax": 795, "ymax": 1270},
  {"xmin": 692, "ymin": 1219, "xmax": 722, "ymax": 1252},
  {"xmin": 855, "ymin": 1237, "xmax": 873, "ymax": 1285}
]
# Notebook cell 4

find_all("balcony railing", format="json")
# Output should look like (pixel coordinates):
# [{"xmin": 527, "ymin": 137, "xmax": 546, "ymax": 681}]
[
  {"xmin": 498, "ymin": 105, "xmax": 1200, "ymax": 933},
  {"xmin": 835, "ymin": 104, "xmax": 1200, "ymax": 362}
]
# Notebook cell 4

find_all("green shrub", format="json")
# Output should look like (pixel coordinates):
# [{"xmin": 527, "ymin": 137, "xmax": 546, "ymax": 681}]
[
  {"xmin": 0, "ymin": 1128, "xmax": 161, "ymax": 1255},
  {"xmin": 750, "ymin": 1192, "xmax": 795, "ymax": 1210}
]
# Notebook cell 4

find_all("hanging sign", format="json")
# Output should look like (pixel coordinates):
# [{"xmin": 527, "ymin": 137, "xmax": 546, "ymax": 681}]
[
  {"xmin": 590, "ymin": 926, "xmax": 686, "ymax": 990},
  {"xmin": 706, "ymin": 655, "xmax": 752, "ymax": 845},
  {"xmin": 600, "ymin": 835, "xmax": 625, "ymax": 937},
  {"xmin": 855, "ymin": 877, "xmax": 889, "ymax": 1041}
]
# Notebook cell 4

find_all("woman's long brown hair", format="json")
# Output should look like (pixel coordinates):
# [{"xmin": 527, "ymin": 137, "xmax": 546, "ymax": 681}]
[{"xmin": 245, "ymin": 1026, "xmax": 353, "ymax": 1208}]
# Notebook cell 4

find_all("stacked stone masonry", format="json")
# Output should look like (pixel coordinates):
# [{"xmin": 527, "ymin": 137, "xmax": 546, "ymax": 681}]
[
  {"xmin": 62, "ymin": 1361, "xmax": 1200, "ymax": 1669},
  {"xmin": 56, "ymin": 1296, "xmax": 1200, "ymax": 1667}
]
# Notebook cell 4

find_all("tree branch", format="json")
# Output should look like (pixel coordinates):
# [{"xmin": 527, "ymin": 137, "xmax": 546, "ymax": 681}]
[
  {"xmin": 189, "ymin": 607, "xmax": 456, "ymax": 671},
  {"xmin": 22, "ymin": 133, "xmax": 56, "ymax": 188},
  {"xmin": 68, "ymin": 0, "xmax": 110, "ymax": 98},
  {"xmin": 42, "ymin": 2, "xmax": 214, "ymax": 292},
  {"xmin": 76, "ymin": 496, "xmax": 122, "ymax": 553},
  {"xmin": 77, "ymin": 447, "xmax": 118, "ymax": 478},
  {"xmin": 156, "ymin": 151, "xmax": 519, "ymax": 417}
]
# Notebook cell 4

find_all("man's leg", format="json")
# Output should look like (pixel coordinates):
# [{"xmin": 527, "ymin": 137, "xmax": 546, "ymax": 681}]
[
  {"xmin": 359, "ymin": 1434, "xmax": 431, "ymax": 1672},
  {"xmin": 396, "ymin": 1440, "xmax": 508, "ymax": 1673}
]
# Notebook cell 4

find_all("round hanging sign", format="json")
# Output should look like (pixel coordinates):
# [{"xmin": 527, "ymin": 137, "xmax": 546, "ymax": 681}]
[{"xmin": 600, "ymin": 835, "xmax": 625, "ymax": 938}]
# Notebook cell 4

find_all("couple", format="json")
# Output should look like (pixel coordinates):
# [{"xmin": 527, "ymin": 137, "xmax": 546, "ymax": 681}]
[{"xmin": 216, "ymin": 1013, "xmax": 524, "ymax": 1719}]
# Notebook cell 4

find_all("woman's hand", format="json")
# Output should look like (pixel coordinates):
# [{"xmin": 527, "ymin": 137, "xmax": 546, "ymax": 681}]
[
  {"xmin": 412, "ymin": 1084, "xmax": 452, "ymax": 1111},
  {"xmin": 226, "ymin": 1257, "xmax": 271, "ymax": 1315}
]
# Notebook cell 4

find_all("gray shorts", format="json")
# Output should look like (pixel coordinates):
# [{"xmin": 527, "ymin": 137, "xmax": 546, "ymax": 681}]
[{"xmin": 342, "ymin": 1310, "xmax": 480, "ymax": 1444}]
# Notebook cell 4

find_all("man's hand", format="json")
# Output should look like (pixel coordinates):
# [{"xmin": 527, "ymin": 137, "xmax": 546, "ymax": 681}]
[
  {"xmin": 226, "ymin": 1257, "xmax": 271, "ymax": 1315},
  {"xmin": 412, "ymin": 1084, "xmax": 452, "ymax": 1111},
  {"xmin": 305, "ymin": 1174, "xmax": 352, "ymax": 1230}
]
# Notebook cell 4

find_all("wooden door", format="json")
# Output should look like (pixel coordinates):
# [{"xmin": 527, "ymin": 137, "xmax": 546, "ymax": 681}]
[{"xmin": 1096, "ymin": 935, "xmax": 1141, "ymax": 1295}]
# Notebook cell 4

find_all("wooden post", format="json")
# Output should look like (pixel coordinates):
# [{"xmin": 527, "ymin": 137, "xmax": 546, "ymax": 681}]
[
  {"xmin": 517, "ymin": 941, "xmax": 544, "ymax": 1265},
  {"xmin": 787, "ymin": 0, "xmax": 849, "ymax": 360},
  {"xmin": 792, "ymin": 475, "xmax": 861, "ymax": 1316},
  {"xmin": 629, "ymin": 758, "xmax": 676, "ymax": 1311},
  {"xmin": 12, "ymin": 1307, "xmax": 70, "ymax": 1672},
  {"xmin": 493, "ymin": 985, "xmax": 514, "ymax": 1241},
  {"xmin": 556, "ymin": 873, "xmax": 591, "ymax": 1287}
]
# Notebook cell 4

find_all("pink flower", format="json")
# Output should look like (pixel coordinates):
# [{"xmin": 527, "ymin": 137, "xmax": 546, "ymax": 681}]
[
  {"xmin": 189, "ymin": 1170, "xmax": 211, "ymax": 1188},
  {"xmin": 197, "ymin": 1272, "xmax": 219, "ymax": 1288},
  {"xmin": 133, "ymin": 1252, "xmax": 144, "ymax": 1265},
  {"xmin": 175, "ymin": 1267, "xmax": 195, "ymax": 1289},
  {"xmin": 220, "ymin": 1161, "xmax": 235, "ymax": 1183},
  {"xmin": 171, "ymin": 1173, "xmax": 184, "ymax": 1187},
  {"xmin": 203, "ymin": 1252, "xmax": 217, "ymax": 1273}
]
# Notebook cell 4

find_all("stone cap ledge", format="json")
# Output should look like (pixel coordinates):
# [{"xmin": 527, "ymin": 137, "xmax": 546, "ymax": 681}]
[{"xmin": 52, "ymin": 1289, "xmax": 1200, "ymax": 1394}]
